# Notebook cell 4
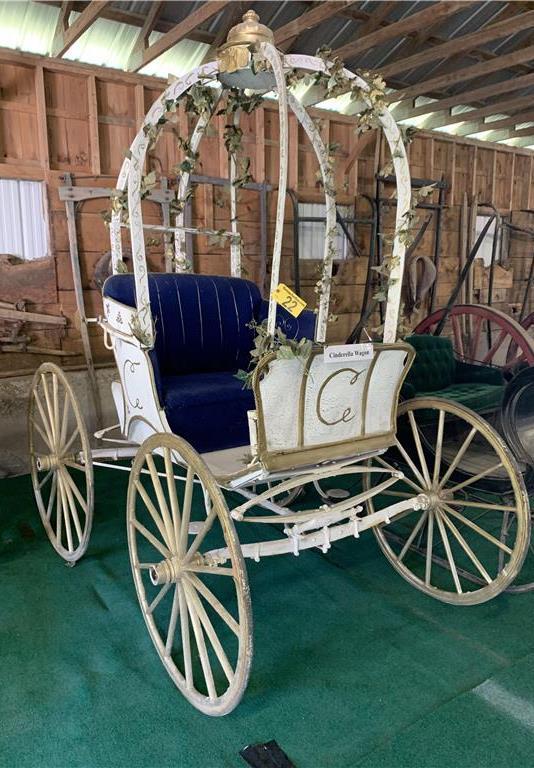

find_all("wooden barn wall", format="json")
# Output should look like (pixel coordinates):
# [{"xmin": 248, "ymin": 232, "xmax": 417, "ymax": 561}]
[{"xmin": 1, "ymin": 48, "xmax": 534, "ymax": 374}]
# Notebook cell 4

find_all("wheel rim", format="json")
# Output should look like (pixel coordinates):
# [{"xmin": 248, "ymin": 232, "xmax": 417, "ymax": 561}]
[
  {"xmin": 127, "ymin": 433, "xmax": 252, "ymax": 717},
  {"xmin": 28, "ymin": 363, "xmax": 93, "ymax": 562},
  {"xmin": 413, "ymin": 304, "xmax": 534, "ymax": 370},
  {"xmin": 368, "ymin": 397, "xmax": 530, "ymax": 605}
]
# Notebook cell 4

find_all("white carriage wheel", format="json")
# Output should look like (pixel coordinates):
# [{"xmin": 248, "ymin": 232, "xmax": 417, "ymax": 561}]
[
  {"xmin": 366, "ymin": 398, "xmax": 530, "ymax": 605},
  {"xmin": 28, "ymin": 362, "xmax": 94, "ymax": 563},
  {"xmin": 127, "ymin": 432, "xmax": 252, "ymax": 716}
]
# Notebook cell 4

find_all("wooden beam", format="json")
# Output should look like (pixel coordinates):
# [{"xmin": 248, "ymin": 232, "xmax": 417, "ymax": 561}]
[
  {"xmin": 425, "ymin": 94, "xmax": 534, "ymax": 130},
  {"xmin": 126, "ymin": 1, "xmax": 163, "ymax": 72},
  {"xmin": 356, "ymin": 2, "xmax": 396, "ymax": 37},
  {"xmin": 380, "ymin": 9, "xmax": 534, "ymax": 79},
  {"xmin": 51, "ymin": 1, "xmax": 74, "ymax": 57},
  {"xmin": 389, "ymin": 43, "xmax": 534, "ymax": 103},
  {"xmin": 52, "ymin": 0, "xmax": 111, "ymax": 57},
  {"xmin": 129, "ymin": 1, "xmax": 229, "ymax": 72},
  {"xmin": 399, "ymin": 71, "xmax": 534, "ymax": 120},
  {"xmin": 201, "ymin": 2, "xmax": 244, "ymax": 64},
  {"xmin": 273, "ymin": 1, "xmax": 354, "ymax": 47},
  {"xmin": 41, "ymin": 0, "xmax": 216, "ymax": 44},
  {"xmin": 474, "ymin": 110, "xmax": 534, "ymax": 133},
  {"xmin": 332, "ymin": 2, "xmax": 471, "ymax": 61}
]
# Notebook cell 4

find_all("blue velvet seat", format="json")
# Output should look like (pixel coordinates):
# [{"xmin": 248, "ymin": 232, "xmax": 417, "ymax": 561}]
[{"xmin": 103, "ymin": 273, "xmax": 315, "ymax": 453}]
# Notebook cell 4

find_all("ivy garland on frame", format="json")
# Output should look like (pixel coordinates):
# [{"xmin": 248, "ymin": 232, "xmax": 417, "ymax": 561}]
[{"xmin": 107, "ymin": 45, "xmax": 413, "ymax": 348}]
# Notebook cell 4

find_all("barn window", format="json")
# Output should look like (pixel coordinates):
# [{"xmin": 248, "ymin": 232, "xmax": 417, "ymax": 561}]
[
  {"xmin": 298, "ymin": 202, "xmax": 355, "ymax": 261},
  {"xmin": 0, "ymin": 179, "xmax": 49, "ymax": 261}
]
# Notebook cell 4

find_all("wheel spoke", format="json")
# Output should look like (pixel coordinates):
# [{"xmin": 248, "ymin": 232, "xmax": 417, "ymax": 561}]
[
  {"xmin": 425, "ymin": 511, "xmax": 434, "ymax": 585},
  {"xmin": 52, "ymin": 373, "xmax": 60, "ymax": 449},
  {"xmin": 60, "ymin": 469, "xmax": 83, "ymax": 543},
  {"xmin": 59, "ymin": 391, "xmax": 70, "ymax": 449},
  {"xmin": 187, "ymin": 573, "xmax": 239, "ymax": 637},
  {"xmin": 62, "ymin": 427, "xmax": 80, "ymax": 456},
  {"xmin": 147, "ymin": 582, "xmax": 172, "ymax": 615},
  {"xmin": 179, "ymin": 467, "xmax": 194, "ymax": 555},
  {"xmin": 441, "ymin": 503, "xmax": 512, "ymax": 555},
  {"xmin": 165, "ymin": 585, "xmax": 180, "ymax": 657},
  {"xmin": 135, "ymin": 479, "xmax": 174, "ymax": 551},
  {"xmin": 435, "ymin": 509, "xmax": 462, "ymax": 593},
  {"xmin": 183, "ymin": 509, "xmax": 217, "ymax": 565},
  {"xmin": 41, "ymin": 374, "xmax": 57, "ymax": 447},
  {"xmin": 408, "ymin": 411, "xmax": 432, "ymax": 487},
  {"xmin": 187, "ymin": 565, "xmax": 235, "ymax": 578},
  {"xmin": 394, "ymin": 438, "xmax": 426, "ymax": 488},
  {"xmin": 470, "ymin": 314, "xmax": 483, "ymax": 360},
  {"xmin": 34, "ymin": 390, "xmax": 54, "ymax": 446},
  {"xmin": 375, "ymin": 456, "xmax": 424, "ymax": 493},
  {"xmin": 184, "ymin": 580, "xmax": 234, "ymax": 684},
  {"xmin": 445, "ymin": 498, "xmax": 517, "ymax": 513},
  {"xmin": 38, "ymin": 470, "xmax": 53, "ymax": 490},
  {"xmin": 185, "ymin": 585, "xmax": 216, "ymax": 699},
  {"xmin": 133, "ymin": 519, "xmax": 172, "ymax": 559},
  {"xmin": 178, "ymin": 582, "xmax": 193, "ymax": 686},
  {"xmin": 164, "ymin": 448, "xmax": 181, "ymax": 548},
  {"xmin": 481, "ymin": 328, "xmax": 506, "ymax": 365},
  {"xmin": 46, "ymin": 473, "xmax": 57, "ymax": 520},
  {"xmin": 398, "ymin": 509, "xmax": 429, "ymax": 562},
  {"xmin": 451, "ymin": 314, "xmax": 464, "ymax": 359},
  {"xmin": 31, "ymin": 417, "xmax": 53, "ymax": 451},
  {"xmin": 61, "ymin": 469, "xmax": 88, "ymax": 515},
  {"xmin": 439, "ymin": 508, "xmax": 492, "ymax": 584},
  {"xmin": 63, "ymin": 459, "xmax": 86, "ymax": 472},
  {"xmin": 433, "ymin": 410, "xmax": 445, "ymax": 486},
  {"xmin": 56, "ymin": 473, "xmax": 63, "ymax": 544},
  {"xmin": 146, "ymin": 454, "xmax": 177, "ymax": 553},
  {"xmin": 445, "ymin": 463, "xmax": 504, "ymax": 494},
  {"xmin": 437, "ymin": 427, "xmax": 477, "ymax": 489}
]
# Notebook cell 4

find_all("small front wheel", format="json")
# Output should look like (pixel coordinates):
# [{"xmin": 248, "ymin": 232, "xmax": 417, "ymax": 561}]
[
  {"xmin": 29, "ymin": 363, "xmax": 94, "ymax": 563},
  {"xmin": 127, "ymin": 433, "xmax": 252, "ymax": 716}
]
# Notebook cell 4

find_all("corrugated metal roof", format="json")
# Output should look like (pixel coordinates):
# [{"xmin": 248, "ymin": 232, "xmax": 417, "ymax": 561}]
[{"xmin": 1, "ymin": 1, "xmax": 533, "ymax": 147}]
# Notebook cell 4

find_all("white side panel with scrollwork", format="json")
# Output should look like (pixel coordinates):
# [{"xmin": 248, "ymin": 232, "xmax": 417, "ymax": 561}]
[{"xmin": 254, "ymin": 343, "xmax": 414, "ymax": 467}]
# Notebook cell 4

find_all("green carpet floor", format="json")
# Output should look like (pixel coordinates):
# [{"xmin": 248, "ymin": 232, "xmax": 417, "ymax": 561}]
[{"xmin": 3, "ymin": 469, "xmax": 534, "ymax": 767}]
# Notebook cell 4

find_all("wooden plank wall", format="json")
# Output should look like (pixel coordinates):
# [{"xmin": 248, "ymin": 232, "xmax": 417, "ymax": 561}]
[{"xmin": 1, "ymin": 48, "xmax": 534, "ymax": 374}]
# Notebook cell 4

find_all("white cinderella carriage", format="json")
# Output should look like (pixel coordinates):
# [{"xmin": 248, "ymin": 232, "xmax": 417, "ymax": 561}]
[{"xmin": 29, "ymin": 12, "xmax": 530, "ymax": 715}]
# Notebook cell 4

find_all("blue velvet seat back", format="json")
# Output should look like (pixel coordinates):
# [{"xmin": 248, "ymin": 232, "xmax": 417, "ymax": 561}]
[
  {"xmin": 258, "ymin": 300, "xmax": 316, "ymax": 341},
  {"xmin": 103, "ymin": 273, "xmax": 263, "ymax": 376}
]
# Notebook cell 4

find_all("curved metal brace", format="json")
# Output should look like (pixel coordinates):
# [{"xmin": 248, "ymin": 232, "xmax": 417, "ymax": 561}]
[
  {"xmin": 110, "ymin": 61, "xmax": 219, "ymax": 347},
  {"xmin": 174, "ymin": 84, "xmax": 224, "ymax": 273},
  {"xmin": 287, "ymin": 92, "xmax": 336, "ymax": 343},
  {"xmin": 285, "ymin": 54, "xmax": 411, "ymax": 343}
]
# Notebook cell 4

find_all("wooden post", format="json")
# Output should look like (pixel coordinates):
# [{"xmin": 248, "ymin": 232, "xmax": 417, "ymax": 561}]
[
  {"xmin": 35, "ymin": 65, "xmax": 50, "ymax": 170},
  {"xmin": 87, "ymin": 75, "xmax": 101, "ymax": 175},
  {"xmin": 63, "ymin": 173, "xmax": 102, "ymax": 428}
]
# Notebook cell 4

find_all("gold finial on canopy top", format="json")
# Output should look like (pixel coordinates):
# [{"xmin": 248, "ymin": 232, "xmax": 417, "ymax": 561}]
[
  {"xmin": 217, "ymin": 9, "xmax": 274, "ymax": 76},
  {"xmin": 220, "ymin": 10, "xmax": 274, "ymax": 51}
]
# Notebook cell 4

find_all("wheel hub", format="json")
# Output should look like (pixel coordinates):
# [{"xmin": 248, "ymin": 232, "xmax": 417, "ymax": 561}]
[
  {"xmin": 36, "ymin": 452, "xmax": 77, "ymax": 472},
  {"xmin": 150, "ymin": 553, "xmax": 205, "ymax": 585}
]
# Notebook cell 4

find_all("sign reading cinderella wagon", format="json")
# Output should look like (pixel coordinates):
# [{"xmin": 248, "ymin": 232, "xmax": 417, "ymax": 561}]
[{"xmin": 28, "ymin": 11, "xmax": 530, "ymax": 716}]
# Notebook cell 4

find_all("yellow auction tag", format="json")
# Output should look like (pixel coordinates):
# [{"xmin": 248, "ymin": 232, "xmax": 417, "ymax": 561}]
[{"xmin": 272, "ymin": 283, "xmax": 307, "ymax": 318}]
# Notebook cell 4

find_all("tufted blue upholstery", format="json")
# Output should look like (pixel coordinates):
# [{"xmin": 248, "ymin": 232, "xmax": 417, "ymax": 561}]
[{"xmin": 103, "ymin": 273, "xmax": 315, "ymax": 452}]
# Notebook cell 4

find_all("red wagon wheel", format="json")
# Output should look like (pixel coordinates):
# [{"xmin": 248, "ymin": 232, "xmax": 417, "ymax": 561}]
[
  {"xmin": 506, "ymin": 312, "xmax": 534, "ymax": 365},
  {"xmin": 414, "ymin": 304, "xmax": 534, "ymax": 371}
]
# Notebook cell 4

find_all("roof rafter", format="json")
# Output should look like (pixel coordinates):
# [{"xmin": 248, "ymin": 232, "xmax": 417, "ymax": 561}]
[
  {"xmin": 388, "ymin": 43, "xmax": 534, "ymax": 103},
  {"xmin": 380, "ymin": 8, "xmax": 534, "ymax": 79},
  {"xmin": 273, "ymin": 1, "xmax": 355, "ymax": 47},
  {"xmin": 52, "ymin": 0, "xmax": 111, "ymax": 57},
  {"xmin": 393, "ymin": 71, "xmax": 534, "ymax": 120},
  {"xmin": 424, "ymin": 94, "xmax": 534, "ymax": 130},
  {"xmin": 126, "ymin": 1, "xmax": 163, "ymax": 72},
  {"xmin": 200, "ymin": 2, "xmax": 244, "ymax": 64},
  {"xmin": 128, "ymin": 0, "xmax": 229, "ymax": 72},
  {"xmin": 332, "ymin": 1, "xmax": 472, "ymax": 62}
]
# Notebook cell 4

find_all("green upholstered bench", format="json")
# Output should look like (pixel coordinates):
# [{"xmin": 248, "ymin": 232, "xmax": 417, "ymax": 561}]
[{"xmin": 402, "ymin": 334, "xmax": 504, "ymax": 415}]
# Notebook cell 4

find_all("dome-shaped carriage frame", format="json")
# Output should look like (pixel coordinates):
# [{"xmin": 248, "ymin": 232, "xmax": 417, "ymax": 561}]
[{"xmin": 110, "ymin": 45, "xmax": 412, "ymax": 347}]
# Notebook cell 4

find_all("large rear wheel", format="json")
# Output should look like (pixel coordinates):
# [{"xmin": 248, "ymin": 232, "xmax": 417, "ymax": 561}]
[{"xmin": 366, "ymin": 398, "xmax": 530, "ymax": 605}]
